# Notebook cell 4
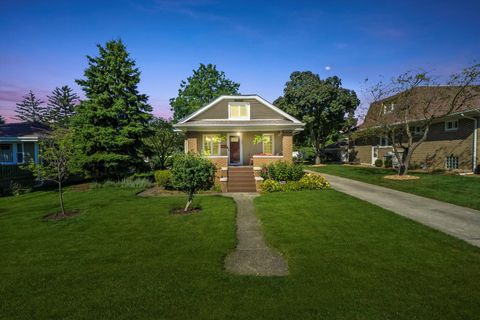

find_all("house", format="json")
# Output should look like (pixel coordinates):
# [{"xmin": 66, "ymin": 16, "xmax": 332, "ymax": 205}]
[
  {"xmin": 0, "ymin": 122, "xmax": 50, "ymax": 165},
  {"xmin": 173, "ymin": 95, "xmax": 304, "ymax": 191},
  {"xmin": 351, "ymin": 86, "xmax": 480, "ymax": 172}
]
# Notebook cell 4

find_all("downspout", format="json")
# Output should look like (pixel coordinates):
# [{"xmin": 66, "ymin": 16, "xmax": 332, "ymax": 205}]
[{"xmin": 461, "ymin": 112, "xmax": 479, "ymax": 172}]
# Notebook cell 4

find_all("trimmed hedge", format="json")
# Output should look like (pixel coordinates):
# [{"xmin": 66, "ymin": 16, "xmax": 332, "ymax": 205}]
[
  {"xmin": 374, "ymin": 159, "xmax": 383, "ymax": 167},
  {"xmin": 154, "ymin": 170, "xmax": 171, "ymax": 188},
  {"xmin": 260, "ymin": 161, "xmax": 304, "ymax": 181},
  {"xmin": 261, "ymin": 174, "xmax": 330, "ymax": 193}
]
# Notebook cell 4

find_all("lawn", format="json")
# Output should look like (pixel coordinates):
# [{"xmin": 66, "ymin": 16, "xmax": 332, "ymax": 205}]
[
  {"xmin": 309, "ymin": 164, "xmax": 480, "ymax": 210},
  {"xmin": 1, "ymin": 187, "xmax": 479, "ymax": 319}
]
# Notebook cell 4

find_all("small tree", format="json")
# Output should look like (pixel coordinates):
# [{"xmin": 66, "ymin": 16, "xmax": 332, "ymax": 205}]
[
  {"xmin": 0, "ymin": 115, "xmax": 5, "ymax": 125},
  {"xmin": 170, "ymin": 63, "xmax": 240, "ymax": 122},
  {"xmin": 30, "ymin": 129, "xmax": 75, "ymax": 216},
  {"xmin": 170, "ymin": 153, "xmax": 216, "ymax": 211},
  {"xmin": 46, "ymin": 85, "xmax": 79, "ymax": 127},
  {"xmin": 15, "ymin": 90, "xmax": 47, "ymax": 123},
  {"xmin": 363, "ymin": 63, "xmax": 480, "ymax": 175},
  {"xmin": 142, "ymin": 118, "xmax": 183, "ymax": 169}
]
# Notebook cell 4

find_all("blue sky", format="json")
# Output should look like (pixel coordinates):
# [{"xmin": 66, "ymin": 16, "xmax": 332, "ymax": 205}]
[{"xmin": 1, "ymin": 0, "xmax": 479, "ymax": 121}]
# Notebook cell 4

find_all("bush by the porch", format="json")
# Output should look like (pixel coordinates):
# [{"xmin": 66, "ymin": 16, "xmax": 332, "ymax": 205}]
[
  {"xmin": 260, "ymin": 161, "xmax": 304, "ymax": 181},
  {"xmin": 261, "ymin": 174, "xmax": 329, "ymax": 193}
]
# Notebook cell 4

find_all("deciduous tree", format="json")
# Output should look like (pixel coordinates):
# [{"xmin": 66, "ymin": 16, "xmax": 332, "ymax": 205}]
[{"xmin": 170, "ymin": 63, "xmax": 240, "ymax": 122}]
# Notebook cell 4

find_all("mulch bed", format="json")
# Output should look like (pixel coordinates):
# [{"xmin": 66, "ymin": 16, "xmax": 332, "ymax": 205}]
[
  {"xmin": 44, "ymin": 210, "xmax": 80, "ymax": 221},
  {"xmin": 170, "ymin": 207, "xmax": 201, "ymax": 215},
  {"xmin": 69, "ymin": 183, "xmax": 92, "ymax": 192},
  {"xmin": 383, "ymin": 175, "xmax": 420, "ymax": 181}
]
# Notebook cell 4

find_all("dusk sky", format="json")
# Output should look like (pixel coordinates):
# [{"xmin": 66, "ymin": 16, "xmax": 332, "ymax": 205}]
[{"xmin": 1, "ymin": 0, "xmax": 479, "ymax": 122}]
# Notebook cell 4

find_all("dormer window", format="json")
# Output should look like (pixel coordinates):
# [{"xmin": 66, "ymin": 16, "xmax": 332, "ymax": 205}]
[{"xmin": 228, "ymin": 102, "xmax": 250, "ymax": 120}]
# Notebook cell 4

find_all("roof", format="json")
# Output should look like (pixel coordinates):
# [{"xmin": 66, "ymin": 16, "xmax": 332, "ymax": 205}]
[
  {"xmin": 174, "ymin": 95, "xmax": 304, "ymax": 131},
  {"xmin": 0, "ymin": 122, "xmax": 51, "ymax": 138},
  {"xmin": 361, "ymin": 86, "xmax": 480, "ymax": 129}
]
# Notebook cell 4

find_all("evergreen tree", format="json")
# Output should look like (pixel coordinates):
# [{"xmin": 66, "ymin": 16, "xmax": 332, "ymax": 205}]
[
  {"xmin": 46, "ymin": 85, "xmax": 79, "ymax": 127},
  {"xmin": 170, "ymin": 63, "xmax": 240, "ymax": 122},
  {"xmin": 0, "ymin": 115, "xmax": 5, "ymax": 125},
  {"xmin": 15, "ymin": 90, "xmax": 47, "ymax": 123},
  {"xmin": 74, "ymin": 39, "xmax": 153, "ymax": 180}
]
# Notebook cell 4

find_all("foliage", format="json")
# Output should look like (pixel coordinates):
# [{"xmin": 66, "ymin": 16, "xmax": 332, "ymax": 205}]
[
  {"xmin": 45, "ymin": 85, "xmax": 79, "ymax": 127},
  {"xmin": 128, "ymin": 172, "xmax": 154, "ymax": 181},
  {"xmin": 299, "ymin": 173, "xmax": 330, "ymax": 189},
  {"xmin": 262, "ymin": 161, "xmax": 305, "ymax": 181},
  {"xmin": 142, "ymin": 117, "xmax": 183, "ymax": 170},
  {"xmin": 29, "ymin": 128, "xmax": 76, "ymax": 214},
  {"xmin": 282, "ymin": 180, "xmax": 303, "ymax": 191},
  {"xmin": 260, "ymin": 179, "xmax": 282, "ymax": 192},
  {"xmin": 374, "ymin": 159, "xmax": 383, "ymax": 167},
  {"xmin": 170, "ymin": 153, "xmax": 216, "ymax": 211},
  {"xmin": 475, "ymin": 165, "xmax": 480, "ymax": 175},
  {"xmin": 8, "ymin": 181, "xmax": 31, "ymax": 196},
  {"xmin": 92, "ymin": 178, "xmax": 153, "ymax": 189},
  {"xmin": 73, "ymin": 39, "xmax": 152, "ymax": 180},
  {"xmin": 0, "ymin": 115, "xmax": 5, "ymax": 124},
  {"xmin": 363, "ymin": 63, "xmax": 480, "ymax": 175},
  {"xmin": 253, "ymin": 134, "xmax": 269, "ymax": 145},
  {"xmin": 170, "ymin": 63, "xmax": 240, "ymax": 122},
  {"xmin": 384, "ymin": 157, "xmax": 393, "ymax": 168},
  {"xmin": 154, "ymin": 170, "xmax": 171, "ymax": 187},
  {"xmin": 15, "ymin": 90, "xmax": 47, "ymax": 123},
  {"xmin": 275, "ymin": 72, "xmax": 359, "ymax": 164}
]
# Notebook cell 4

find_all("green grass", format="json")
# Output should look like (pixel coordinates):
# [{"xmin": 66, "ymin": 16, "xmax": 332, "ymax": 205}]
[
  {"xmin": 309, "ymin": 164, "xmax": 480, "ymax": 210},
  {"xmin": 1, "ymin": 187, "xmax": 479, "ymax": 319}
]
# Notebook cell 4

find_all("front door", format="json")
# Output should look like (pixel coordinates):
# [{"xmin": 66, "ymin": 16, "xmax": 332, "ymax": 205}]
[{"xmin": 229, "ymin": 136, "xmax": 241, "ymax": 165}]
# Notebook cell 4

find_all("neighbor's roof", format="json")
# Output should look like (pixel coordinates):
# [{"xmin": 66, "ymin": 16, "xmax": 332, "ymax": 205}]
[
  {"xmin": 361, "ymin": 86, "xmax": 480, "ymax": 129},
  {"xmin": 0, "ymin": 122, "xmax": 51, "ymax": 138},
  {"xmin": 174, "ymin": 94, "xmax": 304, "ymax": 129}
]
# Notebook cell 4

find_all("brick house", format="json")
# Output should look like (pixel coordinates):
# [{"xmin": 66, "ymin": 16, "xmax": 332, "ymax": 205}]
[
  {"xmin": 351, "ymin": 87, "xmax": 480, "ymax": 172},
  {"xmin": 173, "ymin": 95, "xmax": 304, "ymax": 191}
]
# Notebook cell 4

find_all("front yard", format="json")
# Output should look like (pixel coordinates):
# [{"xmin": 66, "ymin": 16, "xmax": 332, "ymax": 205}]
[
  {"xmin": 309, "ymin": 164, "xmax": 480, "ymax": 210},
  {"xmin": 1, "ymin": 186, "xmax": 479, "ymax": 319}
]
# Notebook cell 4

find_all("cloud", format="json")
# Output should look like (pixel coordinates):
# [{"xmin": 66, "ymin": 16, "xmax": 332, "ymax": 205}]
[{"xmin": 325, "ymin": 66, "xmax": 331, "ymax": 71}]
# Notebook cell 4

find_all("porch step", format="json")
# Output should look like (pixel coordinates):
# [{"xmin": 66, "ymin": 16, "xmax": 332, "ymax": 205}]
[{"xmin": 227, "ymin": 167, "xmax": 256, "ymax": 192}]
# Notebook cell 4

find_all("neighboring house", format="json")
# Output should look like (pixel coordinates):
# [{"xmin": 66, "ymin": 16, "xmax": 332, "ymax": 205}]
[
  {"xmin": 351, "ymin": 87, "xmax": 480, "ymax": 172},
  {"xmin": 0, "ymin": 122, "xmax": 50, "ymax": 165},
  {"xmin": 173, "ymin": 95, "xmax": 304, "ymax": 191}
]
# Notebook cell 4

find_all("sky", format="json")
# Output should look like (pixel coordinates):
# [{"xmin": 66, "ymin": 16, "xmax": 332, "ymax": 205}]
[{"xmin": 1, "ymin": 0, "xmax": 479, "ymax": 122}]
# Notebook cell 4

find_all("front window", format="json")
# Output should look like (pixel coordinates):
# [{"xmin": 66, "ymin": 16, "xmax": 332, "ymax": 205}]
[
  {"xmin": 17, "ymin": 143, "xmax": 24, "ymax": 164},
  {"xmin": 0, "ymin": 144, "xmax": 13, "ymax": 163},
  {"xmin": 445, "ymin": 120, "xmax": 458, "ymax": 132},
  {"xmin": 262, "ymin": 134, "xmax": 274, "ymax": 155},
  {"xmin": 379, "ymin": 136, "xmax": 389, "ymax": 146},
  {"xmin": 228, "ymin": 102, "xmax": 250, "ymax": 120},
  {"xmin": 203, "ymin": 134, "xmax": 222, "ymax": 156}
]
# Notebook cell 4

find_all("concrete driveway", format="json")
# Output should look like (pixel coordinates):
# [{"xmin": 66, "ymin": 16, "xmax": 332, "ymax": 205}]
[{"xmin": 306, "ymin": 170, "xmax": 480, "ymax": 248}]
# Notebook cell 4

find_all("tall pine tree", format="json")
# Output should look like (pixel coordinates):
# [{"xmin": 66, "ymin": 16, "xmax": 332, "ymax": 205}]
[
  {"xmin": 15, "ymin": 90, "xmax": 47, "ymax": 123},
  {"xmin": 46, "ymin": 85, "xmax": 79, "ymax": 127},
  {"xmin": 74, "ymin": 39, "xmax": 152, "ymax": 180},
  {"xmin": 0, "ymin": 115, "xmax": 5, "ymax": 125}
]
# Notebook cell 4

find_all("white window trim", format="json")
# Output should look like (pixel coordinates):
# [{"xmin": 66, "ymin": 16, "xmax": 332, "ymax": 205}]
[
  {"xmin": 16, "ymin": 142, "xmax": 25, "ymax": 164},
  {"xmin": 202, "ymin": 134, "xmax": 222, "ymax": 156},
  {"xmin": 228, "ymin": 102, "xmax": 250, "ymax": 120},
  {"xmin": 445, "ymin": 120, "xmax": 459, "ymax": 132},
  {"xmin": 262, "ymin": 133, "xmax": 274, "ymax": 155}
]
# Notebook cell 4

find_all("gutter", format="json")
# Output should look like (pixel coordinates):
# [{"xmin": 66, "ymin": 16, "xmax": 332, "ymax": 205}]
[{"xmin": 461, "ymin": 111, "xmax": 480, "ymax": 172}]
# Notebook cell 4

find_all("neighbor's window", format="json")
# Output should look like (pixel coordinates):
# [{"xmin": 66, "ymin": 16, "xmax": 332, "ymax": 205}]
[
  {"xmin": 413, "ymin": 126, "xmax": 424, "ymax": 135},
  {"xmin": 16, "ymin": 143, "xmax": 24, "ymax": 164},
  {"xmin": 203, "ymin": 134, "xmax": 222, "ymax": 156},
  {"xmin": 0, "ymin": 144, "xmax": 13, "ymax": 163},
  {"xmin": 379, "ymin": 136, "xmax": 390, "ymax": 146},
  {"xmin": 445, "ymin": 120, "xmax": 458, "ymax": 131},
  {"xmin": 229, "ymin": 102, "xmax": 250, "ymax": 120},
  {"xmin": 445, "ymin": 155, "xmax": 459, "ymax": 169},
  {"xmin": 383, "ymin": 103, "xmax": 395, "ymax": 114},
  {"xmin": 262, "ymin": 134, "xmax": 274, "ymax": 155}
]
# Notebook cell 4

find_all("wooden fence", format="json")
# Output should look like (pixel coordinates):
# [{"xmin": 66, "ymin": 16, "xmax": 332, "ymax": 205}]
[{"xmin": 0, "ymin": 165, "xmax": 34, "ymax": 195}]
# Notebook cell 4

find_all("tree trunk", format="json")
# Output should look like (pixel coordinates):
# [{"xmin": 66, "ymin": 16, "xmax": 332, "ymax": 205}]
[
  {"xmin": 398, "ymin": 149, "xmax": 412, "ymax": 176},
  {"xmin": 59, "ymin": 181, "xmax": 65, "ymax": 215},
  {"xmin": 184, "ymin": 190, "xmax": 194, "ymax": 212},
  {"xmin": 315, "ymin": 154, "xmax": 321, "ymax": 165}
]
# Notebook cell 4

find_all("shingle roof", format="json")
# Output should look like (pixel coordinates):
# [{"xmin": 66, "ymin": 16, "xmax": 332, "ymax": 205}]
[{"xmin": 0, "ymin": 122, "xmax": 51, "ymax": 137}]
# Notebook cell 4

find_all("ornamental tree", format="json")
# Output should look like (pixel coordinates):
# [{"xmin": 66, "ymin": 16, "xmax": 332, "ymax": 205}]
[
  {"xmin": 170, "ymin": 63, "xmax": 240, "ymax": 122},
  {"xmin": 170, "ymin": 153, "xmax": 216, "ymax": 211}
]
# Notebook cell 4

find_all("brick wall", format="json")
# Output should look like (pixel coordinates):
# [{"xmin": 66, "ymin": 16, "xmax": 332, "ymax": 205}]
[
  {"xmin": 253, "ymin": 156, "xmax": 284, "ymax": 167},
  {"xmin": 206, "ymin": 156, "xmax": 228, "ymax": 182},
  {"xmin": 282, "ymin": 131, "xmax": 293, "ymax": 163}
]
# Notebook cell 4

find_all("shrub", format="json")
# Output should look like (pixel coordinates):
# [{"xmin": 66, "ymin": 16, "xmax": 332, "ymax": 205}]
[
  {"xmin": 282, "ymin": 181, "xmax": 303, "ymax": 191},
  {"xmin": 299, "ymin": 174, "xmax": 330, "ymax": 190},
  {"xmin": 475, "ymin": 165, "xmax": 480, "ymax": 175},
  {"xmin": 93, "ymin": 178, "xmax": 153, "ymax": 189},
  {"xmin": 261, "ymin": 179, "xmax": 282, "ymax": 192},
  {"xmin": 154, "ymin": 170, "xmax": 171, "ymax": 187},
  {"xmin": 374, "ymin": 159, "xmax": 383, "ymax": 167},
  {"xmin": 263, "ymin": 161, "xmax": 305, "ymax": 181},
  {"xmin": 171, "ymin": 153, "xmax": 216, "ymax": 211},
  {"xmin": 384, "ymin": 157, "xmax": 393, "ymax": 168},
  {"xmin": 129, "ymin": 172, "xmax": 154, "ymax": 182}
]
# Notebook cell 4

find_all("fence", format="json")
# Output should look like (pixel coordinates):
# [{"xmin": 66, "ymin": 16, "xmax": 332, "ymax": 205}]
[{"xmin": 0, "ymin": 165, "xmax": 34, "ymax": 195}]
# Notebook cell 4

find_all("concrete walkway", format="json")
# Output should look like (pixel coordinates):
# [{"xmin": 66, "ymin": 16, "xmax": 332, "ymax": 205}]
[
  {"xmin": 224, "ymin": 193, "xmax": 289, "ymax": 276},
  {"xmin": 306, "ymin": 170, "xmax": 480, "ymax": 248}
]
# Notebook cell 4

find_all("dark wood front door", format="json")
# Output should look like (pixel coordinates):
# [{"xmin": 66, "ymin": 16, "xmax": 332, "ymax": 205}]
[{"xmin": 229, "ymin": 136, "xmax": 240, "ymax": 164}]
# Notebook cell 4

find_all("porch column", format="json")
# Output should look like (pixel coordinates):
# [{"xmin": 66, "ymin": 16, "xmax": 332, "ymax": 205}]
[
  {"xmin": 186, "ymin": 132, "xmax": 198, "ymax": 154},
  {"xmin": 282, "ymin": 130, "xmax": 293, "ymax": 163}
]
